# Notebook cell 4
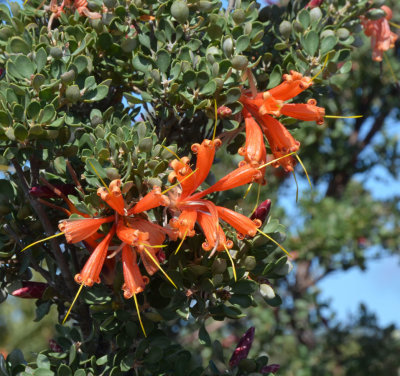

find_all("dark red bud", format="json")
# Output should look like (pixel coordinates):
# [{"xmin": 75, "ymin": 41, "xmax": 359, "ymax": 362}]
[
  {"xmin": 156, "ymin": 250, "xmax": 166, "ymax": 263},
  {"xmin": 229, "ymin": 327, "xmax": 255, "ymax": 368},
  {"xmin": 0, "ymin": 68, "xmax": 5, "ymax": 80},
  {"xmin": 261, "ymin": 364, "xmax": 280, "ymax": 374},
  {"xmin": 217, "ymin": 106, "xmax": 232, "ymax": 118},
  {"xmin": 29, "ymin": 184, "xmax": 76, "ymax": 198},
  {"xmin": 250, "ymin": 199, "xmax": 271, "ymax": 224},
  {"xmin": 11, "ymin": 281, "xmax": 48, "ymax": 299},
  {"xmin": 305, "ymin": 0, "xmax": 323, "ymax": 8},
  {"xmin": 49, "ymin": 339, "xmax": 62, "ymax": 353}
]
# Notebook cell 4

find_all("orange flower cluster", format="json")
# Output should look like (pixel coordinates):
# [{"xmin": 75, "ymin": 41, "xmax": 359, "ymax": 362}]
[
  {"xmin": 361, "ymin": 6, "xmax": 398, "ymax": 62},
  {"xmin": 240, "ymin": 71, "xmax": 325, "ymax": 173}
]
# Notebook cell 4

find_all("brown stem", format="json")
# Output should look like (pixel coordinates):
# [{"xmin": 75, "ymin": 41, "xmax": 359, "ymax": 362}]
[{"xmin": 11, "ymin": 158, "xmax": 76, "ymax": 291}]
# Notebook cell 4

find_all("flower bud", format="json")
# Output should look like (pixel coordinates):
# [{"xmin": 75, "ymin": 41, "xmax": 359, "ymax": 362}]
[
  {"xmin": 260, "ymin": 364, "xmax": 280, "ymax": 373},
  {"xmin": 336, "ymin": 28, "xmax": 350, "ymax": 40},
  {"xmin": 279, "ymin": 20, "xmax": 292, "ymax": 38},
  {"xmin": 217, "ymin": 105, "xmax": 232, "ymax": 118},
  {"xmin": 61, "ymin": 69, "xmax": 76, "ymax": 84},
  {"xmin": 310, "ymin": 7, "xmax": 322, "ymax": 22},
  {"xmin": 231, "ymin": 55, "xmax": 248, "ymax": 70},
  {"xmin": 250, "ymin": 199, "xmax": 271, "ymax": 224},
  {"xmin": 229, "ymin": 327, "xmax": 255, "ymax": 368},
  {"xmin": 232, "ymin": 9, "xmax": 245, "ymax": 24},
  {"xmin": 11, "ymin": 281, "xmax": 48, "ymax": 299},
  {"xmin": 212, "ymin": 258, "xmax": 227, "ymax": 274},
  {"xmin": 222, "ymin": 37, "xmax": 233, "ymax": 57},
  {"xmin": 171, "ymin": 1, "xmax": 189, "ymax": 23},
  {"xmin": 243, "ymin": 256, "xmax": 256, "ymax": 271},
  {"xmin": 49, "ymin": 46, "xmax": 63, "ymax": 59},
  {"xmin": 65, "ymin": 85, "xmax": 81, "ymax": 103}
]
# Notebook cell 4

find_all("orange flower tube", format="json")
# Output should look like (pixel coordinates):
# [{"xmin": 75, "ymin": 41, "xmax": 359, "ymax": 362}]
[
  {"xmin": 267, "ymin": 71, "xmax": 312, "ymax": 101},
  {"xmin": 280, "ymin": 100, "xmax": 325, "ymax": 125},
  {"xmin": 190, "ymin": 164, "xmax": 262, "ymax": 200},
  {"xmin": 216, "ymin": 206, "xmax": 261, "ymax": 238},
  {"xmin": 116, "ymin": 220, "xmax": 149, "ymax": 246},
  {"xmin": 197, "ymin": 211, "xmax": 232, "ymax": 252},
  {"xmin": 97, "ymin": 180, "xmax": 125, "ymax": 215},
  {"xmin": 128, "ymin": 186, "xmax": 170, "ymax": 215},
  {"xmin": 121, "ymin": 245, "xmax": 149, "ymax": 298},
  {"xmin": 58, "ymin": 216, "xmax": 114, "ymax": 243},
  {"xmin": 190, "ymin": 138, "xmax": 222, "ymax": 195},
  {"xmin": 74, "ymin": 225, "xmax": 115, "ymax": 287},
  {"xmin": 170, "ymin": 210, "xmax": 197, "ymax": 238}
]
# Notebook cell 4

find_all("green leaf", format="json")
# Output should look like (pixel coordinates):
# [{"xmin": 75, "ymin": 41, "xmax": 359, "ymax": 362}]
[
  {"xmin": 83, "ymin": 85, "xmax": 109, "ymax": 102},
  {"xmin": 235, "ymin": 35, "xmax": 250, "ymax": 53},
  {"xmin": 302, "ymin": 30, "xmax": 319, "ymax": 56},
  {"xmin": 198, "ymin": 323, "xmax": 211, "ymax": 346},
  {"xmin": 182, "ymin": 70, "xmax": 196, "ymax": 89},
  {"xmin": 225, "ymin": 87, "xmax": 241, "ymax": 103},
  {"xmin": 297, "ymin": 9, "xmax": 310, "ymax": 29},
  {"xmin": 264, "ymin": 294, "xmax": 282, "ymax": 307},
  {"xmin": 85, "ymin": 158, "xmax": 108, "ymax": 179},
  {"xmin": 38, "ymin": 105, "xmax": 56, "ymax": 124},
  {"xmin": 9, "ymin": 36, "xmax": 30, "ymax": 54},
  {"xmin": 132, "ymin": 53, "xmax": 154, "ymax": 73},
  {"xmin": 36, "ymin": 354, "xmax": 50, "ymax": 369},
  {"xmin": 15, "ymin": 55, "xmax": 35, "ymax": 79},
  {"xmin": 0, "ymin": 111, "xmax": 12, "ymax": 127},
  {"xmin": 73, "ymin": 370, "xmax": 85, "ymax": 376},
  {"xmin": 267, "ymin": 65, "xmax": 282, "ymax": 89},
  {"xmin": 36, "ymin": 48, "xmax": 47, "ymax": 73},
  {"xmin": 14, "ymin": 124, "xmax": 28, "ymax": 141},
  {"xmin": 320, "ymin": 35, "xmax": 337, "ymax": 55},
  {"xmin": 156, "ymin": 49, "xmax": 171, "ymax": 73},
  {"xmin": 73, "ymin": 56, "xmax": 88, "ymax": 74},
  {"xmin": 33, "ymin": 368, "xmax": 54, "ymax": 376},
  {"xmin": 200, "ymin": 80, "xmax": 217, "ymax": 96},
  {"xmin": 339, "ymin": 60, "xmax": 352, "ymax": 74},
  {"xmin": 57, "ymin": 364, "xmax": 72, "ymax": 376}
]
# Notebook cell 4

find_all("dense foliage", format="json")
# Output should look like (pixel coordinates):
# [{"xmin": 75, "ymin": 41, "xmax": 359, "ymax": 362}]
[{"xmin": 0, "ymin": 0, "xmax": 399, "ymax": 375}]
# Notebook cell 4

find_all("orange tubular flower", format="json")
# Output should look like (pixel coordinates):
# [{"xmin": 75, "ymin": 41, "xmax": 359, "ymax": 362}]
[
  {"xmin": 257, "ymin": 113, "xmax": 299, "ymax": 172},
  {"xmin": 189, "ymin": 164, "xmax": 262, "ymax": 200},
  {"xmin": 74, "ymin": 226, "xmax": 116, "ymax": 287},
  {"xmin": 239, "ymin": 109, "xmax": 267, "ymax": 184},
  {"xmin": 97, "ymin": 180, "xmax": 125, "ymax": 216},
  {"xmin": 128, "ymin": 186, "xmax": 170, "ymax": 215},
  {"xmin": 216, "ymin": 206, "xmax": 262, "ymax": 239},
  {"xmin": 267, "ymin": 71, "xmax": 312, "ymax": 101},
  {"xmin": 280, "ymin": 99, "xmax": 325, "ymax": 125},
  {"xmin": 361, "ymin": 6, "xmax": 398, "ymax": 62},
  {"xmin": 197, "ymin": 211, "xmax": 233, "ymax": 252},
  {"xmin": 170, "ymin": 210, "xmax": 197, "ymax": 238},
  {"xmin": 58, "ymin": 216, "xmax": 114, "ymax": 243},
  {"xmin": 121, "ymin": 245, "xmax": 149, "ymax": 298}
]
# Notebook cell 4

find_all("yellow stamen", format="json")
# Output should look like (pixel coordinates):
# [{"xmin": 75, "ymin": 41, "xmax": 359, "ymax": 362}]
[
  {"xmin": 250, "ymin": 183, "xmax": 261, "ymax": 217},
  {"xmin": 139, "ymin": 243, "xmax": 167, "ymax": 248},
  {"xmin": 142, "ymin": 246, "xmax": 177, "ymax": 289},
  {"xmin": 161, "ymin": 168, "xmax": 198, "ymax": 195},
  {"xmin": 383, "ymin": 52, "xmax": 398, "ymax": 83},
  {"xmin": 223, "ymin": 244, "xmax": 237, "ymax": 282},
  {"xmin": 324, "ymin": 115, "xmax": 363, "ymax": 119},
  {"xmin": 88, "ymin": 160, "xmax": 110, "ymax": 194},
  {"xmin": 292, "ymin": 170, "xmax": 299, "ymax": 203},
  {"xmin": 62, "ymin": 283, "xmax": 84, "ymax": 325},
  {"xmin": 294, "ymin": 153, "xmax": 312, "ymax": 189},
  {"xmin": 243, "ymin": 183, "xmax": 253, "ymax": 199},
  {"xmin": 174, "ymin": 230, "xmax": 188, "ymax": 255},
  {"xmin": 257, "ymin": 152, "xmax": 297, "ymax": 170},
  {"xmin": 21, "ymin": 232, "xmax": 65, "ymax": 252},
  {"xmin": 161, "ymin": 145, "xmax": 183, "ymax": 163},
  {"xmin": 23, "ymin": 0, "xmax": 28, "ymax": 4},
  {"xmin": 312, "ymin": 53, "xmax": 330, "ymax": 81},
  {"xmin": 133, "ymin": 293, "xmax": 147, "ymax": 337},
  {"xmin": 389, "ymin": 21, "xmax": 400, "ymax": 29},
  {"xmin": 256, "ymin": 228, "xmax": 290, "ymax": 257},
  {"xmin": 212, "ymin": 99, "xmax": 218, "ymax": 141}
]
